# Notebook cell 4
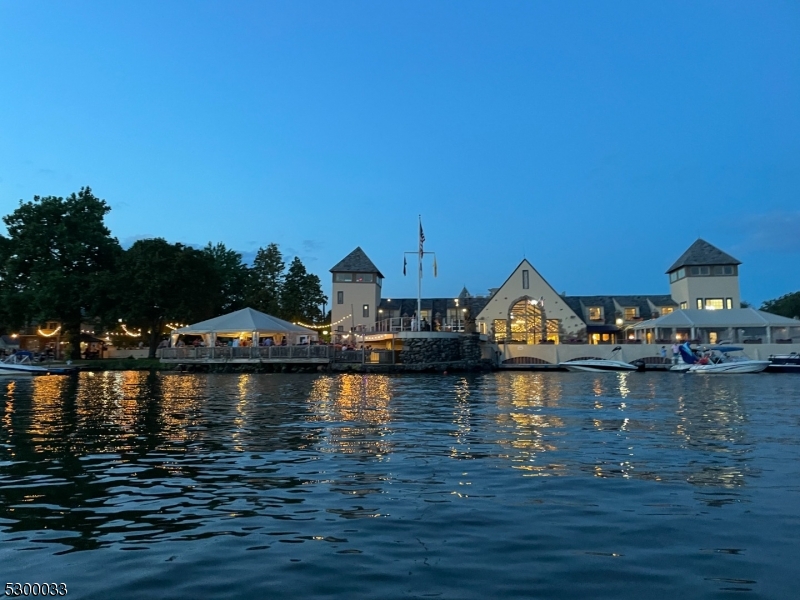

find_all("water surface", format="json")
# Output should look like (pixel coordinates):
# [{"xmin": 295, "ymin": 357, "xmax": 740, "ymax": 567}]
[{"xmin": 2, "ymin": 371, "xmax": 799, "ymax": 599}]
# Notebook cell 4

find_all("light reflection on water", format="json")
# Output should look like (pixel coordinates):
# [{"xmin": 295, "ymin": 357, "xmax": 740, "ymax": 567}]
[{"xmin": 1, "ymin": 371, "xmax": 799, "ymax": 599}]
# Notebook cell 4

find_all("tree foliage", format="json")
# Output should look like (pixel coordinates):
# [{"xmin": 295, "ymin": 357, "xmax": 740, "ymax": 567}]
[
  {"xmin": 0, "ymin": 187, "xmax": 120, "ymax": 358},
  {"xmin": 761, "ymin": 291, "xmax": 800, "ymax": 320},
  {"xmin": 116, "ymin": 239, "xmax": 220, "ymax": 357},
  {"xmin": 280, "ymin": 257, "xmax": 327, "ymax": 323},
  {"xmin": 202, "ymin": 242, "xmax": 249, "ymax": 314},
  {"xmin": 246, "ymin": 243, "xmax": 284, "ymax": 315}
]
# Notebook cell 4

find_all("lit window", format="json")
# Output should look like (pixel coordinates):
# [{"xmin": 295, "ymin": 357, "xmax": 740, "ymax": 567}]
[
  {"xmin": 337, "ymin": 291, "xmax": 343, "ymax": 304},
  {"xmin": 522, "ymin": 270, "xmax": 529, "ymax": 289},
  {"xmin": 661, "ymin": 307, "xmax": 674, "ymax": 315},
  {"xmin": 726, "ymin": 298, "xmax": 733, "ymax": 309},
  {"xmin": 704, "ymin": 298, "xmax": 724, "ymax": 310},
  {"xmin": 355, "ymin": 274, "xmax": 373, "ymax": 283},
  {"xmin": 335, "ymin": 273, "xmax": 353, "ymax": 282},
  {"xmin": 696, "ymin": 299, "xmax": 703, "ymax": 309},
  {"xmin": 362, "ymin": 304, "xmax": 369, "ymax": 318},
  {"xmin": 680, "ymin": 302, "xmax": 687, "ymax": 309},
  {"xmin": 624, "ymin": 308, "xmax": 638, "ymax": 320},
  {"xmin": 588, "ymin": 307, "xmax": 603, "ymax": 321}
]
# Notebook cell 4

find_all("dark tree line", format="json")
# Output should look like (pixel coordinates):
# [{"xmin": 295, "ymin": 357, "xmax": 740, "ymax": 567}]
[{"xmin": 0, "ymin": 187, "xmax": 327, "ymax": 358}]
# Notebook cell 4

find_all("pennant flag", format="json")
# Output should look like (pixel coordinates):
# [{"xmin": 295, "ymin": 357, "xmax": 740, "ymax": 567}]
[
  {"xmin": 433, "ymin": 254, "xmax": 438, "ymax": 277},
  {"xmin": 403, "ymin": 255, "xmax": 407, "ymax": 276}
]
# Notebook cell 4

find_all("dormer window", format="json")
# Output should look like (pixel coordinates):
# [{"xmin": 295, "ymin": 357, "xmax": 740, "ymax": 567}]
[
  {"xmin": 588, "ymin": 307, "xmax": 603, "ymax": 321},
  {"xmin": 623, "ymin": 307, "xmax": 638, "ymax": 320},
  {"xmin": 661, "ymin": 307, "xmax": 674, "ymax": 315}
]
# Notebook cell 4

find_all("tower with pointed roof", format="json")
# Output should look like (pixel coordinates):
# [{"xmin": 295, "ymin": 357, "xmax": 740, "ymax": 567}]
[
  {"xmin": 667, "ymin": 239, "xmax": 741, "ymax": 310},
  {"xmin": 330, "ymin": 247, "xmax": 384, "ymax": 336}
]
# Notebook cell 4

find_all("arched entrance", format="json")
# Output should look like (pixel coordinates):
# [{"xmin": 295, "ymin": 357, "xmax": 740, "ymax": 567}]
[{"xmin": 493, "ymin": 296, "xmax": 560, "ymax": 344}]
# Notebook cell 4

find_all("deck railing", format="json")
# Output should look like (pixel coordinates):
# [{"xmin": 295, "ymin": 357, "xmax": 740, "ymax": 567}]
[
  {"xmin": 159, "ymin": 345, "xmax": 334, "ymax": 361},
  {"xmin": 369, "ymin": 317, "xmax": 467, "ymax": 333}
]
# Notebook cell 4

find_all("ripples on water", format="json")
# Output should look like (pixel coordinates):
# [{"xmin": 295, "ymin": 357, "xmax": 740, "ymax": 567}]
[{"xmin": 1, "ymin": 371, "xmax": 799, "ymax": 599}]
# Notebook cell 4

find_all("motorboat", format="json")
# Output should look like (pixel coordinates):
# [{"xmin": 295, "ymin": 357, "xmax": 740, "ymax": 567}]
[
  {"xmin": 766, "ymin": 352, "xmax": 800, "ymax": 374},
  {"xmin": 0, "ymin": 351, "xmax": 78, "ymax": 376},
  {"xmin": 688, "ymin": 346, "xmax": 770, "ymax": 374},
  {"xmin": 559, "ymin": 347, "xmax": 637, "ymax": 372}
]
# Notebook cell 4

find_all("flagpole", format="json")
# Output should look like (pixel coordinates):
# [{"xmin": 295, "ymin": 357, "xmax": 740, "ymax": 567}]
[{"xmin": 417, "ymin": 216, "xmax": 422, "ymax": 332}]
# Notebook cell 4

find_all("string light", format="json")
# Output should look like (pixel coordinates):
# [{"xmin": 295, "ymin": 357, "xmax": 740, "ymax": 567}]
[
  {"xmin": 294, "ymin": 314, "xmax": 351, "ymax": 329},
  {"xmin": 37, "ymin": 326, "xmax": 61, "ymax": 337},
  {"xmin": 121, "ymin": 324, "xmax": 141, "ymax": 337}
]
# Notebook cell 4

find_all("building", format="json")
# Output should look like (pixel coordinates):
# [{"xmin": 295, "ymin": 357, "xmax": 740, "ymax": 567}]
[
  {"xmin": 328, "ymin": 238, "xmax": 796, "ymax": 346},
  {"xmin": 329, "ymin": 247, "xmax": 384, "ymax": 334},
  {"xmin": 666, "ymin": 238, "xmax": 741, "ymax": 310}
]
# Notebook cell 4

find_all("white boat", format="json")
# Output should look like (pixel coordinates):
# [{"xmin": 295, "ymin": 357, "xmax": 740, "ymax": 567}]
[
  {"xmin": 688, "ymin": 346, "xmax": 770, "ymax": 374},
  {"xmin": 559, "ymin": 347, "xmax": 637, "ymax": 372},
  {"xmin": 0, "ymin": 351, "xmax": 77, "ymax": 376}
]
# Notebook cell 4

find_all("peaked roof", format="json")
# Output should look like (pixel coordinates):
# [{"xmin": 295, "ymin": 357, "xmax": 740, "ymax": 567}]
[
  {"xmin": 330, "ymin": 247, "xmax": 384, "ymax": 277},
  {"xmin": 173, "ymin": 307, "xmax": 315, "ymax": 335},
  {"xmin": 666, "ymin": 239, "xmax": 741, "ymax": 273},
  {"xmin": 458, "ymin": 286, "xmax": 471, "ymax": 298}
]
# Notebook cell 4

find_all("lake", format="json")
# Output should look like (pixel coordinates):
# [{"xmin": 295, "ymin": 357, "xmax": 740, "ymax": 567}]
[{"xmin": 1, "ymin": 371, "xmax": 799, "ymax": 599}]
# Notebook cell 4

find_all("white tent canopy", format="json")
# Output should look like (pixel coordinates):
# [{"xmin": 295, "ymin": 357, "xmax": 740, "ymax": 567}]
[
  {"xmin": 632, "ymin": 308, "xmax": 800, "ymax": 344},
  {"xmin": 170, "ymin": 307, "xmax": 317, "ymax": 346}
]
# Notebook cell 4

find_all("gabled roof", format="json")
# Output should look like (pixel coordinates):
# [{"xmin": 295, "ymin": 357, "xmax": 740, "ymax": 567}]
[
  {"xmin": 666, "ymin": 239, "xmax": 741, "ymax": 273},
  {"xmin": 174, "ymin": 307, "xmax": 315, "ymax": 335},
  {"xmin": 330, "ymin": 247, "xmax": 384, "ymax": 277},
  {"xmin": 458, "ymin": 286, "xmax": 471, "ymax": 299}
]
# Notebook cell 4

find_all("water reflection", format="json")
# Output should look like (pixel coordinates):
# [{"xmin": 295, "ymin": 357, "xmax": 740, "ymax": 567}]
[{"xmin": 0, "ymin": 370, "xmax": 775, "ymax": 556}]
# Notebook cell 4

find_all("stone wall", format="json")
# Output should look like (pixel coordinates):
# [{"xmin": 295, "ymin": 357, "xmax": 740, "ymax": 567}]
[{"xmin": 401, "ymin": 337, "xmax": 462, "ymax": 364}]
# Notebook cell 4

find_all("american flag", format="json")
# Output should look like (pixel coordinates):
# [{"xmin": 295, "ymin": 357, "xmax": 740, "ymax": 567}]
[{"xmin": 419, "ymin": 218, "xmax": 425, "ymax": 256}]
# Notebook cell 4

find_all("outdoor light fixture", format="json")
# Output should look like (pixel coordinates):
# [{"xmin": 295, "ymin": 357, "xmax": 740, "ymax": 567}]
[{"xmin": 616, "ymin": 318, "xmax": 624, "ymax": 325}]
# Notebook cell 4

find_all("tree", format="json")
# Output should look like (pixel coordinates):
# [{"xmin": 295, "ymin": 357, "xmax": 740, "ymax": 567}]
[
  {"xmin": 116, "ymin": 239, "xmax": 220, "ymax": 357},
  {"xmin": 246, "ymin": 243, "xmax": 284, "ymax": 315},
  {"xmin": 280, "ymin": 257, "xmax": 327, "ymax": 323},
  {"xmin": 0, "ymin": 187, "xmax": 121, "ymax": 359},
  {"xmin": 202, "ymin": 242, "xmax": 249, "ymax": 314},
  {"xmin": 761, "ymin": 291, "xmax": 800, "ymax": 320}
]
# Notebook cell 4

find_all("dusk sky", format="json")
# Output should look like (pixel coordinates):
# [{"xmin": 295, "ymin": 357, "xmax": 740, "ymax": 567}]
[{"xmin": 1, "ymin": 1, "xmax": 798, "ymax": 305}]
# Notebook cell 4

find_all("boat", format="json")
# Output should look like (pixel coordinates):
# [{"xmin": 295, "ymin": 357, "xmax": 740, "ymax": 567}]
[
  {"xmin": 766, "ymin": 352, "xmax": 800, "ymax": 374},
  {"xmin": 0, "ymin": 351, "xmax": 78, "ymax": 376},
  {"xmin": 688, "ymin": 346, "xmax": 770, "ymax": 374},
  {"xmin": 559, "ymin": 347, "xmax": 638, "ymax": 372}
]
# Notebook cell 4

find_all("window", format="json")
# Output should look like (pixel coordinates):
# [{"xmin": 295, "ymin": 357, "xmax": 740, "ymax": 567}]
[
  {"xmin": 355, "ymin": 274, "xmax": 373, "ymax": 283},
  {"xmin": 670, "ymin": 271, "xmax": 677, "ymax": 283},
  {"xmin": 588, "ymin": 307, "xmax": 603, "ymax": 321},
  {"xmin": 661, "ymin": 307, "xmax": 674, "ymax": 315},
  {"xmin": 723, "ymin": 266, "xmax": 734, "ymax": 275},
  {"xmin": 726, "ymin": 298, "xmax": 733, "ymax": 309},
  {"xmin": 337, "ymin": 325, "xmax": 343, "ymax": 332},
  {"xmin": 713, "ymin": 266, "xmax": 723, "ymax": 275},
  {"xmin": 704, "ymin": 298, "xmax": 724, "ymax": 310},
  {"xmin": 522, "ymin": 270, "xmax": 529, "ymax": 289},
  {"xmin": 624, "ymin": 307, "xmax": 638, "ymax": 321},
  {"xmin": 362, "ymin": 304, "xmax": 369, "ymax": 318},
  {"xmin": 696, "ymin": 299, "xmax": 703, "ymax": 309},
  {"xmin": 334, "ymin": 273, "xmax": 352, "ymax": 282},
  {"xmin": 678, "ymin": 268, "xmax": 685, "ymax": 279},
  {"xmin": 680, "ymin": 302, "xmax": 687, "ymax": 309},
  {"xmin": 337, "ymin": 291, "xmax": 343, "ymax": 304}
]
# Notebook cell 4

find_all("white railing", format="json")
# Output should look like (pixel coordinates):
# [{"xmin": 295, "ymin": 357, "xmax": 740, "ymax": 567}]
[
  {"xmin": 158, "ymin": 345, "xmax": 333, "ymax": 361},
  {"xmin": 370, "ymin": 317, "xmax": 467, "ymax": 333}
]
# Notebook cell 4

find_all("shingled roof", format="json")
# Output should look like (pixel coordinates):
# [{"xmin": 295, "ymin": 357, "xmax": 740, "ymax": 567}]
[
  {"xmin": 666, "ymin": 239, "xmax": 741, "ymax": 273},
  {"xmin": 330, "ymin": 247, "xmax": 384, "ymax": 277}
]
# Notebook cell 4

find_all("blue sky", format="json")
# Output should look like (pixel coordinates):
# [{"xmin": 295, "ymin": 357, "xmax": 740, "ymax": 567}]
[{"xmin": 1, "ymin": 1, "xmax": 798, "ymax": 305}]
